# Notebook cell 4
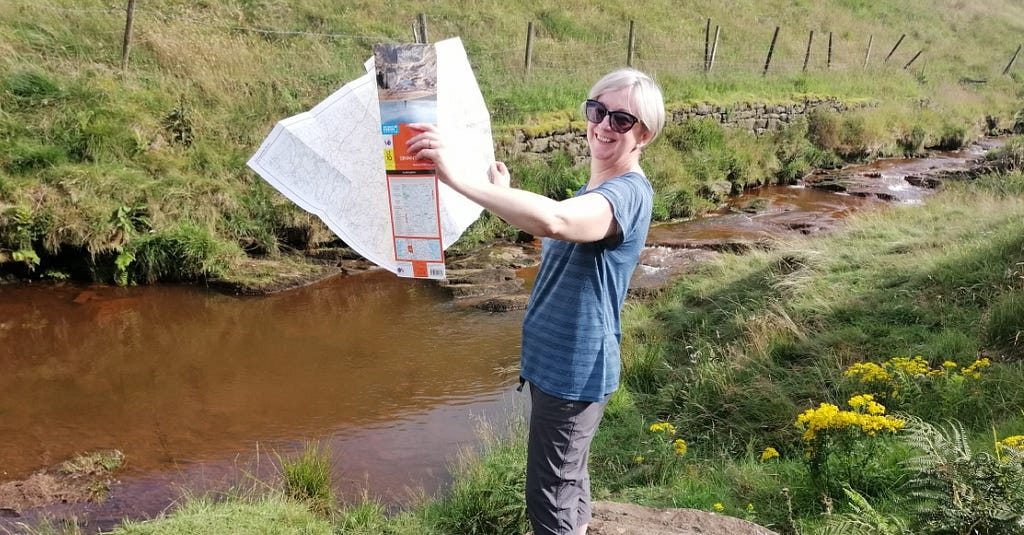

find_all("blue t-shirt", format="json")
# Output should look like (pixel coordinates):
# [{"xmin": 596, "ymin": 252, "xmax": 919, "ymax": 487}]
[{"xmin": 519, "ymin": 172, "xmax": 653, "ymax": 402}]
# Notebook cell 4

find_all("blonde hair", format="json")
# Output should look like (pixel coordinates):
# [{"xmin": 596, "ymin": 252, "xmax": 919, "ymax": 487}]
[{"xmin": 587, "ymin": 68, "xmax": 666, "ymax": 143}]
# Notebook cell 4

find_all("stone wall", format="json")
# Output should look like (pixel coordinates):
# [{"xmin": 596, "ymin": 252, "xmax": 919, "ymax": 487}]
[{"xmin": 503, "ymin": 97, "xmax": 862, "ymax": 161}]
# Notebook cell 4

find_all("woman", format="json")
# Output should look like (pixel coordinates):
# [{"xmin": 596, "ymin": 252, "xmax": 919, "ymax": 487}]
[{"xmin": 410, "ymin": 67, "xmax": 665, "ymax": 535}]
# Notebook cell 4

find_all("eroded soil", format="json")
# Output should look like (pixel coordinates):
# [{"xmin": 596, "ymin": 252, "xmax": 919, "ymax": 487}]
[{"xmin": 0, "ymin": 451, "xmax": 123, "ymax": 520}]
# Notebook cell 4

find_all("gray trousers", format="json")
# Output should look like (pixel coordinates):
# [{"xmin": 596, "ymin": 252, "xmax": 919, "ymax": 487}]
[{"xmin": 526, "ymin": 383, "xmax": 609, "ymax": 535}]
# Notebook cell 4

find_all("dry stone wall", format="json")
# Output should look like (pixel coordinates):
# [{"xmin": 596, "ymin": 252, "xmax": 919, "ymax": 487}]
[{"xmin": 504, "ymin": 97, "xmax": 860, "ymax": 161}]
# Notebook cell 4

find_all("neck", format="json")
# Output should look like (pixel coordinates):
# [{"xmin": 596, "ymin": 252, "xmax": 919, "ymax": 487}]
[{"xmin": 589, "ymin": 159, "xmax": 642, "ymax": 186}]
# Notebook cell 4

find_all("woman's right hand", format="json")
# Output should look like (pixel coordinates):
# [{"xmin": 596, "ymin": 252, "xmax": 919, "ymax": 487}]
[
  {"xmin": 406, "ymin": 123, "xmax": 453, "ymax": 184},
  {"xmin": 489, "ymin": 161, "xmax": 510, "ymax": 188}
]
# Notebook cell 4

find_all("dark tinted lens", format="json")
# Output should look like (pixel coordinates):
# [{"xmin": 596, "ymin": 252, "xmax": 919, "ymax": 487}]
[
  {"xmin": 608, "ymin": 111, "xmax": 638, "ymax": 133},
  {"xmin": 584, "ymin": 100, "xmax": 638, "ymax": 134},
  {"xmin": 584, "ymin": 100, "xmax": 606, "ymax": 125}
]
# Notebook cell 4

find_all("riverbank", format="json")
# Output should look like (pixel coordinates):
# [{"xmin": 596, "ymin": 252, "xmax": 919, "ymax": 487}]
[{"xmin": 212, "ymin": 136, "xmax": 1004, "ymax": 302}]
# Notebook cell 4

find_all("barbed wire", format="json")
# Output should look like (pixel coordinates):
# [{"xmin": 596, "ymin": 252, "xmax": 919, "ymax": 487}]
[
  {"xmin": 17, "ymin": 3, "xmax": 125, "ymax": 15},
  {"xmin": 5, "ymin": 1, "xmax": 1001, "ymax": 78}
]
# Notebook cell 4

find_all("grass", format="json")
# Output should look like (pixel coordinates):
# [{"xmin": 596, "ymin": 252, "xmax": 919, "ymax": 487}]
[
  {"xmin": 112, "ymin": 495, "xmax": 334, "ymax": 535},
  {"xmin": 605, "ymin": 173, "xmax": 1024, "ymax": 531},
  {"xmin": 2, "ymin": 0, "xmax": 1024, "ymax": 283},
  {"xmin": 277, "ymin": 442, "xmax": 335, "ymax": 518}
]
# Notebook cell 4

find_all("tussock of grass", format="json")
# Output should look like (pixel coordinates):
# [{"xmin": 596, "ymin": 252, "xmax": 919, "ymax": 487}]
[
  {"xmin": 278, "ymin": 442, "xmax": 334, "ymax": 518},
  {"xmin": 417, "ymin": 416, "xmax": 529, "ymax": 535}
]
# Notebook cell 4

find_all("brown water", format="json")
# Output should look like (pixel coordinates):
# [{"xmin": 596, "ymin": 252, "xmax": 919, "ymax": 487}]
[{"xmin": 0, "ymin": 271, "xmax": 524, "ymax": 530}]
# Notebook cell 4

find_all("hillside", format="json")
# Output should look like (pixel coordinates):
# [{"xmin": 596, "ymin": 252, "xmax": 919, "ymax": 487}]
[{"xmin": 1, "ymin": 0, "xmax": 1023, "ymax": 286}]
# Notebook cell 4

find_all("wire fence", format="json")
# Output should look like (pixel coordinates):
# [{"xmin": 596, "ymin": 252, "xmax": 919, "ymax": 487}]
[{"xmin": 7, "ymin": 2, "xmax": 1024, "ymax": 82}]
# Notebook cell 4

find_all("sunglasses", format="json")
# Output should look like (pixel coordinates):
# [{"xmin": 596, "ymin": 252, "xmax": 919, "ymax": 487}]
[{"xmin": 584, "ymin": 99, "xmax": 640, "ymax": 134}]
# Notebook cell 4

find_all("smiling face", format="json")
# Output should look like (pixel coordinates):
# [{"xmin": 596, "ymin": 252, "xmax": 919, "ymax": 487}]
[{"xmin": 586, "ymin": 87, "xmax": 651, "ymax": 180}]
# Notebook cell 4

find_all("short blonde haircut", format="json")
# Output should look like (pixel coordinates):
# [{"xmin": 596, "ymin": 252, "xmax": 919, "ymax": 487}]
[{"xmin": 586, "ymin": 68, "xmax": 666, "ymax": 143}]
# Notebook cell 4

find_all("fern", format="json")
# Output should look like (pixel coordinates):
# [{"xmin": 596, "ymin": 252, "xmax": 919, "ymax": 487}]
[
  {"xmin": 900, "ymin": 417, "xmax": 1024, "ymax": 535},
  {"xmin": 820, "ymin": 486, "xmax": 911, "ymax": 535}
]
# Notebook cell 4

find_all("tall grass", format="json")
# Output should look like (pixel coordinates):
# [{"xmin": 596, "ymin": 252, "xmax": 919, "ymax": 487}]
[
  {"xmin": 277, "ymin": 442, "xmax": 335, "ymax": 518},
  {"xmin": 3, "ymin": 0, "xmax": 1024, "ymax": 282},
  {"xmin": 417, "ymin": 417, "xmax": 529, "ymax": 535}
]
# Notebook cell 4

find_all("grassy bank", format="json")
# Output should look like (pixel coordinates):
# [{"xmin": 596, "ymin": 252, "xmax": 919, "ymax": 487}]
[
  {"xmin": 600, "ymin": 167, "xmax": 1024, "ymax": 532},
  {"xmin": 2, "ymin": 0, "xmax": 1023, "ymax": 284}
]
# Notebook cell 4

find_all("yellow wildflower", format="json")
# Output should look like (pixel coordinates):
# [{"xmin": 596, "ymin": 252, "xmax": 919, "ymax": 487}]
[
  {"xmin": 996, "ymin": 435, "xmax": 1024, "ymax": 452},
  {"xmin": 887, "ymin": 355, "xmax": 930, "ymax": 377},
  {"xmin": 961, "ymin": 358, "xmax": 990, "ymax": 379},
  {"xmin": 844, "ymin": 361, "xmax": 890, "ymax": 384},
  {"xmin": 673, "ymin": 438, "xmax": 687, "ymax": 457},
  {"xmin": 942, "ymin": 360, "xmax": 958, "ymax": 369},
  {"xmin": 795, "ymin": 401, "xmax": 904, "ymax": 442},
  {"xmin": 634, "ymin": 455, "xmax": 645, "ymax": 464},
  {"xmin": 649, "ymin": 422, "xmax": 677, "ymax": 435},
  {"xmin": 760, "ymin": 446, "xmax": 780, "ymax": 462},
  {"xmin": 849, "ymin": 394, "xmax": 886, "ymax": 415},
  {"xmin": 713, "ymin": 503, "xmax": 724, "ymax": 512}
]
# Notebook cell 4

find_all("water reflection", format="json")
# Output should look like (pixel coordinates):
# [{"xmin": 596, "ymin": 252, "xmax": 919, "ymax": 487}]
[{"xmin": 0, "ymin": 271, "xmax": 524, "ymax": 527}]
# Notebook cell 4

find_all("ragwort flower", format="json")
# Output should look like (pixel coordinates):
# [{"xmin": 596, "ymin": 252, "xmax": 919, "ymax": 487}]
[{"xmin": 649, "ymin": 422, "xmax": 677, "ymax": 436}]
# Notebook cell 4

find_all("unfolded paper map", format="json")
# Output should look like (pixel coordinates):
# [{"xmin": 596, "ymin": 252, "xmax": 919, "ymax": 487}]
[{"xmin": 247, "ymin": 38, "xmax": 493, "ymax": 278}]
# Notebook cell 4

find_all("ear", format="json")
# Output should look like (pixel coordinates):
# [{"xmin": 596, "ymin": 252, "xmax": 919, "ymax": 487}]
[
  {"xmin": 641, "ymin": 126, "xmax": 656, "ymax": 144},
  {"xmin": 635, "ymin": 128, "xmax": 654, "ymax": 151}
]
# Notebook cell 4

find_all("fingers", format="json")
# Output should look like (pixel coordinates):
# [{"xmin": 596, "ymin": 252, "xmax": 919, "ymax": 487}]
[
  {"xmin": 407, "ymin": 129, "xmax": 441, "ymax": 159},
  {"xmin": 489, "ymin": 161, "xmax": 511, "ymax": 188},
  {"xmin": 407, "ymin": 122, "xmax": 439, "ymax": 133},
  {"xmin": 407, "ymin": 123, "xmax": 439, "ymax": 153}
]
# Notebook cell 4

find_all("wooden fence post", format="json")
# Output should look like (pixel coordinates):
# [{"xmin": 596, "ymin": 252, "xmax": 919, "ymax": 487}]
[
  {"xmin": 827, "ymin": 32, "xmax": 833, "ymax": 70},
  {"xmin": 708, "ymin": 25, "xmax": 720, "ymax": 73},
  {"xmin": 417, "ymin": 13, "xmax": 428, "ymax": 44},
  {"xmin": 884, "ymin": 34, "xmax": 905, "ymax": 63},
  {"xmin": 121, "ymin": 0, "xmax": 137, "ymax": 70},
  {"xmin": 864, "ymin": 34, "xmax": 873, "ymax": 67},
  {"xmin": 627, "ymin": 20, "xmax": 636, "ymax": 67},
  {"xmin": 524, "ymin": 21, "xmax": 534, "ymax": 74},
  {"xmin": 763, "ymin": 26, "xmax": 780, "ymax": 76},
  {"xmin": 1003, "ymin": 44, "xmax": 1022, "ymax": 75},
  {"xmin": 803, "ymin": 30, "xmax": 814, "ymax": 72},
  {"xmin": 903, "ymin": 49, "xmax": 923, "ymax": 69},
  {"xmin": 704, "ymin": 18, "xmax": 711, "ymax": 72}
]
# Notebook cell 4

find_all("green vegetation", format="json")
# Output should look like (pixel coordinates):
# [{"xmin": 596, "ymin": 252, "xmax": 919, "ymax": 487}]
[
  {"xmin": 278, "ymin": 442, "xmax": 335, "ymax": 518},
  {"xmin": 2, "ymin": 0, "xmax": 1024, "ymax": 284},
  {"xmin": 113, "ymin": 496, "xmax": 334, "ymax": 535},
  {"xmin": 594, "ymin": 166, "xmax": 1024, "ymax": 533}
]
